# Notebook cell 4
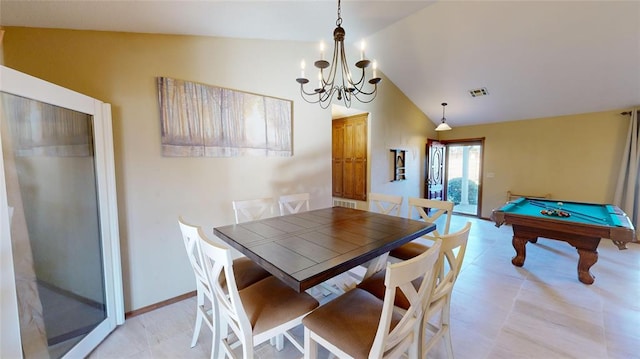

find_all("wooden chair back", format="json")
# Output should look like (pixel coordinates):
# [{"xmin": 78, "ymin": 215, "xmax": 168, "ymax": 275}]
[
  {"xmin": 369, "ymin": 192, "xmax": 403, "ymax": 216},
  {"xmin": 370, "ymin": 240, "xmax": 441, "ymax": 358},
  {"xmin": 232, "ymin": 197, "xmax": 273, "ymax": 224},
  {"xmin": 278, "ymin": 193, "xmax": 310, "ymax": 215},
  {"xmin": 407, "ymin": 197, "xmax": 454, "ymax": 237}
]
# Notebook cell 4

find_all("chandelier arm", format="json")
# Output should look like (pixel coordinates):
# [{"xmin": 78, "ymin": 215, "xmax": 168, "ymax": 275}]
[
  {"xmin": 298, "ymin": 87, "xmax": 322, "ymax": 104},
  {"xmin": 325, "ymin": 39, "xmax": 341, "ymax": 89},
  {"xmin": 341, "ymin": 87, "xmax": 353, "ymax": 108},
  {"xmin": 345, "ymin": 67, "xmax": 368, "ymax": 95},
  {"xmin": 351, "ymin": 82, "xmax": 378, "ymax": 97},
  {"xmin": 320, "ymin": 86, "xmax": 340, "ymax": 108},
  {"xmin": 299, "ymin": 85, "xmax": 323, "ymax": 97},
  {"xmin": 299, "ymin": 84, "xmax": 336, "ymax": 105},
  {"xmin": 339, "ymin": 42, "xmax": 357, "ymax": 89},
  {"xmin": 345, "ymin": 56, "xmax": 367, "ymax": 88},
  {"xmin": 351, "ymin": 67, "xmax": 367, "ymax": 88},
  {"xmin": 351, "ymin": 87, "xmax": 379, "ymax": 103}
]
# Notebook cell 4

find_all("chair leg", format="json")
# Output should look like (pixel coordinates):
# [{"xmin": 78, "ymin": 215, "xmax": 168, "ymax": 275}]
[
  {"xmin": 212, "ymin": 305, "xmax": 222, "ymax": 359},
  {"xmin": 443, "ymin": 326, "xmax": 454, "ymax": 359},
  {"xmin": 304, "ymin": 328, "xmax": 318, "ymax": 359},
  {"xmin": 409, "ymin": 331, "xmax": 419, "ymax": 359},
  {"xmin": 191, "ymin": 290, "xmax": 206, "ymax": 347},
  {"xmin": 275, "ymin": 334, "xmax": 284, "ymax": 351},
  {"xmin": 442, "ymin": 300, "xmax": 454, "ymax": 359},
  {"xmin": 191, "ymin": 307, "xmax": 203, "ymax": 347}
]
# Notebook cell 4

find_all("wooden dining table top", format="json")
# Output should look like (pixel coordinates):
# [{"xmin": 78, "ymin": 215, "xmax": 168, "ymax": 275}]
[{"xmin": 213, "ymin": 207, "xmax": 436, "ymax": 292}]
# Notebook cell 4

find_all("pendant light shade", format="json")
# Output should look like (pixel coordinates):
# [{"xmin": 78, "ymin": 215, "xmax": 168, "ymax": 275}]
[{"xmin": 435, "ymin": 102, "xmax": 452, "ymax": 131}]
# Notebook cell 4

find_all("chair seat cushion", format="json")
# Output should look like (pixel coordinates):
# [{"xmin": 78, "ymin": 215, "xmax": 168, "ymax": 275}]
[
  {"xmin": 357, "ymin": 270, "xmax": 422, "ymax": 310},
  {"xmin": 240, "ymin": 276, "xmax": 319, "ymax": 335},
  {"xmin": 302, "ymin": 288, "xmax": 402, "ymax": 358},
  {"xmin": 231, "ymin": 257, "xmax": 271, "ymax": 290},
  {"xmin": 389, "ymin": 241, "xmax": 429, "ymax": 260}
]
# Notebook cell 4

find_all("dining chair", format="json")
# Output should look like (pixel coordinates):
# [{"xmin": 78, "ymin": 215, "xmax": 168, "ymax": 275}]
[
  {"xmin": 368, "ymin": 192, "xmax": 403, "ymax": 216},
  {"xmin": 177, "ymin": 217, "xmax": 271, "ymax": 350},
  {"xmin": 358, "ymin": 222, "xmax": 472, "ymax": 359},
  {"xmin": 390, "ymin": 197, "xmax": 454, "ymax": 260},
  {"xmin": 232, "ymin": 198, "xmax": 273, "ymax": 224},
  {"xmin": 199, "ymin": 235, "xmax": 319, "ymax": 359},
  {"xmin": 278, "ymin": 193, "xmax": 310, "ymax": 215},
  {"xmin": 302, "ymin": 240, "xmax": 442, "ymax": 359}
]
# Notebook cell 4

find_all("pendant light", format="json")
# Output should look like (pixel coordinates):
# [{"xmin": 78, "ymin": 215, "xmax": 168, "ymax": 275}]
[{"xmin": 435, "ymin": 102, "xmax": 452, "ymax": 131}]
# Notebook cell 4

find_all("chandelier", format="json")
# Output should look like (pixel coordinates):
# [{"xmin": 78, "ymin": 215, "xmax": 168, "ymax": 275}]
[{"xmin": 296, "ymin": 0, "xmax": 381, "ymax": 109}]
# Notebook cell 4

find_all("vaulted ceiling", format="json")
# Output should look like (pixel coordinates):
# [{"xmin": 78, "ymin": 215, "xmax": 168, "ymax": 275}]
[{"xmin": 1, "ymin": 0, "xmax": 638, "ymax": 127}]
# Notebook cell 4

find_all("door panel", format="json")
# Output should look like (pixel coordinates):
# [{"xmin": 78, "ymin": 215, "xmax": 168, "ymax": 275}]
[
  {"xmin": 446, "ymin": 141, "xmax": 483, "ymax": 216},
  {"xmin": 426, "ymin": 138, "xmax": 484, "ymax": 217},
  {"xmin": 0, "ymin": 66, "xmax": 123, "ymax": 359},
  {"xmin": 426, "ymin": 139, "xmax": 446, "ymax": 200},
  {"xmin": 332, "ymin": 114, "xmax": 367, "ymax": 201}
]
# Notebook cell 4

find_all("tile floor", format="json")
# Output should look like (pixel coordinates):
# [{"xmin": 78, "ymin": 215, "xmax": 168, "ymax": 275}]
[{"xmin": 88, "ymin": 215, "xmax": 640, "ymax": 358}]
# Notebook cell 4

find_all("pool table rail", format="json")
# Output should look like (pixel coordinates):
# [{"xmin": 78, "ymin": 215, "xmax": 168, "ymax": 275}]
[{"xmin": 492, "ymin": 209, "xmax": 635, "ymax": 244}]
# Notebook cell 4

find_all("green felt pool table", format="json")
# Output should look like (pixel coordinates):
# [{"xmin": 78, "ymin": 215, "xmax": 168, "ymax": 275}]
[{"xmin": 491, "ymin": 197, "xmax": 636, "ymax": 284}]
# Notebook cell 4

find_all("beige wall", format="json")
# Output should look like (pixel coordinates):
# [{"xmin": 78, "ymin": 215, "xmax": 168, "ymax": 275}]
[
  {"xmin": 438, "ymin": 111, "xmax": 629, "ymax": 218},
  {"xmin": 3, "ymin": 27, "xmax": 433, "ymax": 311}
]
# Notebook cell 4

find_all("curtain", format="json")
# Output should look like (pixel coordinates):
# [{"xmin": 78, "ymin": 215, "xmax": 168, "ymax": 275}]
[{"xmin": 613, "ymin": 107, "xmax": 640, "ymax": 235}]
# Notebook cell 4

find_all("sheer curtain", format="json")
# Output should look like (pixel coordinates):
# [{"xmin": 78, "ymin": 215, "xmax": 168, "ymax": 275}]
[{"xmin": 613, "ymin": 107, "xmax": 640, "ymax": 234}]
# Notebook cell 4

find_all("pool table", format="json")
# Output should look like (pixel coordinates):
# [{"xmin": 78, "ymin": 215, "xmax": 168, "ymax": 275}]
[{"xmin": 491, "ymin": 197, "xmax": 635, "ymax": 284}]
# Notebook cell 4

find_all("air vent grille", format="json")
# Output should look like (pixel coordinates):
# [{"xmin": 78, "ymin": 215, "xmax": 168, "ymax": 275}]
[
  {"xmin": 333, "ymin": 199, "xmax": 356, "ymax": 209},
  {"xmin": 469, "ymin": 87, "xmax": 489, "ymax": 97}
]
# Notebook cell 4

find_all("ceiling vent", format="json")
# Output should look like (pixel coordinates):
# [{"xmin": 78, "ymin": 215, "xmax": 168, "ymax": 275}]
[{"xmin": 469, "ymin": 87, "xmax": 489, "ymax": 97}]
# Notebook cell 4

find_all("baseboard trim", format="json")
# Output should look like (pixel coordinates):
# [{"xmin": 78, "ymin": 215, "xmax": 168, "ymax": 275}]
[{"xmin": 125, "ymin": 290, "xmax": 196, "ymax": 319}]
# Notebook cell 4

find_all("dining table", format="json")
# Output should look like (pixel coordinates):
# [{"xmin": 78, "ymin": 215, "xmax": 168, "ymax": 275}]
[{"xmin": 213, "ymin": 206, "xmax": 437, "ymax": 292}]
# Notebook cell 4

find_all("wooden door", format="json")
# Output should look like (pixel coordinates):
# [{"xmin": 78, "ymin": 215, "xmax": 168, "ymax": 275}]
[
  {"xmin": 426, "ymin": 139, "xmax": 446, "ymax": 200},
  {"xmin": 332, "ymin": 114, "xmax": 367, "ymax": 201},
  {"xmin": 332, "ymin": 124, "xmax": 344, "ymax": 197},
  {"xmin": 353, "ymin": 119, "xmax": 367, "ymax": 200}
]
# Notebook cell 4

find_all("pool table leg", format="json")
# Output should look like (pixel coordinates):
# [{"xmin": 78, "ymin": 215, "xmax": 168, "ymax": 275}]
[
  {"xmin": 576, "ymin": 249, "xmax": 597, "ymax": 285},
  {"xmin": 511, "ymin": 236, "xmax": 530, "ymax": 266}
]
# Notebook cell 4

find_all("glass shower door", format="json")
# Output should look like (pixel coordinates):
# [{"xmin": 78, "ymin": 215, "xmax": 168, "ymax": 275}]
[{"xmin": 0, "ymin": 66, "xmax": 123, "ymax": 359}]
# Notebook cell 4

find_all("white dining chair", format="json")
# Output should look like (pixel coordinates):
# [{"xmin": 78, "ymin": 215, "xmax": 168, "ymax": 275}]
[
  {"xmin": 278, "ymin": 193, "xmax": 310, "ymax": 215},
  {"xmin": 303, "ymin": 240, "xmax": 442, "ymax": 359},
  {"xmin": 232, "ymin": 198, "xmax": 273, "ymax": 224},
  {"xmin": 177, "ymin": 217, "xmax": 271, "ymax": 351},
  {"xmin": 390, "ymin": 197, "xmax": 454, "ymax": 260},
  {"xmin": 368, "ymin": 192, "xmax": 403, "ymax": 216},
  {"xmin": 358, "ymin": 222, "xmax": 472, "ymax": 358},
  {"xmin": 199, "ymin": 234, "xmax": 319, "ymax": 359}
]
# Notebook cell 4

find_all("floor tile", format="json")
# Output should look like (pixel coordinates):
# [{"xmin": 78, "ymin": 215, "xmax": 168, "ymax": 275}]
[{"xmin": 88, "ymin": 215, "xmax": 640, "ymax": 359}]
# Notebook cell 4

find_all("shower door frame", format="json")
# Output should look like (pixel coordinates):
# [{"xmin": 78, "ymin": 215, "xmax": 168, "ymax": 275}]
[{"xmin": 0, "ymin": 65, "xmax": 124, "ymax": 358}]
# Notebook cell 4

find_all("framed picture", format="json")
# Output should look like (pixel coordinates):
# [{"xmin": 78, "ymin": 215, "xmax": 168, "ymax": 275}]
[{"xmin": 157, "ymin": 77, "xmax": 292, "ymax": 157}]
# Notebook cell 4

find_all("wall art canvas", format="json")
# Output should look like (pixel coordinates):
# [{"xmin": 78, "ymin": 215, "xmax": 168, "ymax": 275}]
[{"xmin": 157, "ymin": 77, "xmax": 292, "ymax": 157}]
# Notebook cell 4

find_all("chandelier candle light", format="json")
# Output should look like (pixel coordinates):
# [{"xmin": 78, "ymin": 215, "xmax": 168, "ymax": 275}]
[{"xmin": 296, "ymin": 0, "xmax": 381, "ymax": 108}]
